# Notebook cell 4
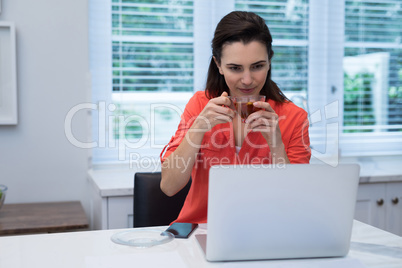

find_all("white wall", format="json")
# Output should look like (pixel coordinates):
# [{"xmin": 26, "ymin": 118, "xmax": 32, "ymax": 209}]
[{"xmin": 0, "ymin": 0, "xmax": 91, "ymax": 215}]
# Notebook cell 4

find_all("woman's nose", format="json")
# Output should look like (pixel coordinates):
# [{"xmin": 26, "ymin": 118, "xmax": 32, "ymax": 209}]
[{"xmin": 241, "ymin": 71, "xmax": 252, "ymax": 85}]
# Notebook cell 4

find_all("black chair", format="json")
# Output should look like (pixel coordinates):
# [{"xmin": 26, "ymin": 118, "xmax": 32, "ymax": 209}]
[{"xmin": 133, "ymin": 172, "xmax": 191, "ymax": 227}]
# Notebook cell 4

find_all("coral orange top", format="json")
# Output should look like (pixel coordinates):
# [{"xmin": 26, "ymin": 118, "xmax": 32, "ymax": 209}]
[{"xmin": 160, "ymin": 91, "xmax": 311, "ymax": 224}]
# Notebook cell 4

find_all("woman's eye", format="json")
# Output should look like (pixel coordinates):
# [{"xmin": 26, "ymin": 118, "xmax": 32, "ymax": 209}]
[
  {"xmin": 229, "ymin": 66, "xmax": 241, "ymax": 71},
  {"xmin": 252, "ymin": 64, "xmax": 264, "ymax": 70}
]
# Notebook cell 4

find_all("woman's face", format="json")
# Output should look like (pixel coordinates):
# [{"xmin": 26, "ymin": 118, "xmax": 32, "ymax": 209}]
[{"xmin": 214, "ymin": 41, "xmax": 270, "ymax": 97}]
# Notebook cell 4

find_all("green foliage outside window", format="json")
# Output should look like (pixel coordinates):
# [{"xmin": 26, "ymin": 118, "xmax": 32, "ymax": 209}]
[
  {"xmin": 344, "ymin": 69, "xmax": 402, "ymax": 133},
  {"xmin": 344, "ymin": 72, "xmax": 376, "ymax": 132}
]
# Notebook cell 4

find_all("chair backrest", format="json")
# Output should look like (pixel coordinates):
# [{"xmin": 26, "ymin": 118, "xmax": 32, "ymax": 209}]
[{"xmin": 133, "ymin": 172, "xmax": 191, "ymax": 228}]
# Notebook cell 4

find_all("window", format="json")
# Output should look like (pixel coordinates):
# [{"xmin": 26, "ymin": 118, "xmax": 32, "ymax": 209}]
[
  {"xmin": 89, "ymin": 0, "xmax": 195, "ymax": 164},
  {"xmin": 341, "ymin": 0, "xmax": 402, "ymax": 155},
  {"xmin": 110, "ymin": 0, "xmax": 194, "ymax": 162},
  {"xmin": 89, "ymin": 0, "xmax": 402, "ymax": 166}
]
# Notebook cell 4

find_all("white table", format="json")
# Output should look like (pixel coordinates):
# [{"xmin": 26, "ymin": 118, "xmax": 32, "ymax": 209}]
[{"xmin": 0, "ymin": 221, "xmax": 401, "ymax": 268}]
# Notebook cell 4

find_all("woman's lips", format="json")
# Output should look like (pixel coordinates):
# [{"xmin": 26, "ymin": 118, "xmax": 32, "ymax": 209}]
[{"xmin": 239, "ymin": 88, "xmax": 254, "ymax": 94}]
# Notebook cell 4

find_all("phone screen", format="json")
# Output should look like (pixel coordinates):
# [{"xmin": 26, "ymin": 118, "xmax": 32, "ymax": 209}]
[{"xmin": 165, "ymin": 222, "xmax": 198, "ymax": 239}]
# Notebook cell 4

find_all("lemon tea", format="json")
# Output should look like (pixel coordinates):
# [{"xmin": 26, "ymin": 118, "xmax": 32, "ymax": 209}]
[
  {"xmin": 229, "ymin": 95, "xmax": 266, "ymax": 120},
  {"xmin": 234, "ymin": 101, "xmax": 263, "ymax": 119}
]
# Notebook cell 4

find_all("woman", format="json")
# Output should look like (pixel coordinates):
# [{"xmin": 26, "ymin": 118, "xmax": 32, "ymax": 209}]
[{"xmin": 160, "ymin": 11, "xmax": 311, "ymax": 224}]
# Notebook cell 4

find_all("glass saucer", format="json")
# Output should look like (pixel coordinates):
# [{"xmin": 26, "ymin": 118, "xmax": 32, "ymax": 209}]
[{"xmin": 111, "ymin": 229, "xmax": 174, "ymax": 248}]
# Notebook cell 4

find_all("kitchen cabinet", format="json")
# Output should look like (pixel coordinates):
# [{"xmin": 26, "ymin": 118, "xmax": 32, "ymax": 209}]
[
  {"xmin": 355, "ymin": 182, "xmax": 402, "ymax": 236},
  {"xmin": 91, "ymin": 180, "xmax": 402, "ymax": 234},
  {"xmin": 107, "ymin": 196, "xmax": 134, "ymax": 229},
  {"xmin": 89, "ymin": 188, "xmax": 134, "ymax": 230},
  {"xmin": 88, "ymin": 165, "xmax": 402, "ymax": 233},
  {"xmin": 88, "ymin": 171, "xmax": 134, "ymax": 230}
]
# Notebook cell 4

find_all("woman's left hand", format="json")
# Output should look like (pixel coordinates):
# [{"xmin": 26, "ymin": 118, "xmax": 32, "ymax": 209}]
[{"xmin": 245, "ymin": 101, "xmax": 283, "ymax": 149}]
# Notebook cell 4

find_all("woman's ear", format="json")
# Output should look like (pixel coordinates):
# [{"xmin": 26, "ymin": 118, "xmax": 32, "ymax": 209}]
[{"xmin": 213, "ymin": 56, "xmax": 223, "ymax": 75}]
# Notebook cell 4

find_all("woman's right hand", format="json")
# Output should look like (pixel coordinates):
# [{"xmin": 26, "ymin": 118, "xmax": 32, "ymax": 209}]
[{"xmin": 193, "ymin": 92, "xmax": 235, "ymax": 131}]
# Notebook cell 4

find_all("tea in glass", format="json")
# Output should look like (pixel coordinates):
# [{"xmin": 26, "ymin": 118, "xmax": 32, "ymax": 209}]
[{"xmin": 229, "ymin": 95, "xmax": 266, "ymax": 120}]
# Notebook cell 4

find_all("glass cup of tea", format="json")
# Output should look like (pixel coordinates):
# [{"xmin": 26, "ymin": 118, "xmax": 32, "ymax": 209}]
[{"xmin": 229, "ymin": 95, "xmax": 266, "ymax": 122}]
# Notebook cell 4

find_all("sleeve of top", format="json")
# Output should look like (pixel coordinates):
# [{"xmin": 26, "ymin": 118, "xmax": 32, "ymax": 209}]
[
  {"xmin": 160, "ymin": 92, "xmax": 205, "ymax": 163},
  {"xmin": 286, "ymin": 109, "xmax": 311, "ymax": 164}
]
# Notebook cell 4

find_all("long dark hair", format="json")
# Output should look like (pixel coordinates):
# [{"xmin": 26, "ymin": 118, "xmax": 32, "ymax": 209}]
[{"xmin": 205, "ymin": 11, "xmax": 289, "ymax": 103}]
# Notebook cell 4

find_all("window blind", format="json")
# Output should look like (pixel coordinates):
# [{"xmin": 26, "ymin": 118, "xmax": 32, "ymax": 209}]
[
  {"xmin": 343, "ymin": 0, "xmax": 402, "ymax": 133},
  {"xmin": 111, "ymin": 0, "xmax": 194, "ymax": 93}
]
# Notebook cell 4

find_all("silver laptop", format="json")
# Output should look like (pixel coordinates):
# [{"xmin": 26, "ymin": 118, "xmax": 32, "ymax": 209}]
[{"xmin": 196, "ymin": 164, "xmax": 360, "ymax": 262}]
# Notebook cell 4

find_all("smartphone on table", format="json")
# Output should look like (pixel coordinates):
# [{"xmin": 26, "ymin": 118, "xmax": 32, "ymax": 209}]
[{"xmin": 165, "ymin": 222, "xmax": 198, "ymax": 239}]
